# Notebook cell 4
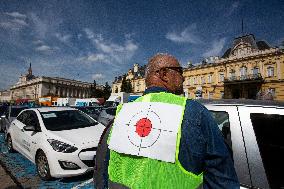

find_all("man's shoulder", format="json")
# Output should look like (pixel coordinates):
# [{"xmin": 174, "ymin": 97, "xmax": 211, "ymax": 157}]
[{"xmin": 185, "ymin": 99, "xmax": 207, "ymax": 112}]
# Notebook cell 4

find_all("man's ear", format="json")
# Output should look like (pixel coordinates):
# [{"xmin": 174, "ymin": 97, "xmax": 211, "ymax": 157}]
[{"xmin": 158, "ymin": 69, "xmax": 168, "ymax": 83}]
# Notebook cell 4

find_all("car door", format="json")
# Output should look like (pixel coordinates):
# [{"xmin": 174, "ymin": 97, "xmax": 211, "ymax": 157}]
[
  {"xmin": 10, "ymin": 110, "xmax": 28, "ymax": 154},
  {"xmin": 20, "ymin": 110, "xmax": 41, "ymax": 161},
  {"xmin": 205, "ymin": 105, "xmax": 251, "ymax": 189},
  {"xmin": 238, "ymin": 106, "xmax": 284, "ymax": 189}
]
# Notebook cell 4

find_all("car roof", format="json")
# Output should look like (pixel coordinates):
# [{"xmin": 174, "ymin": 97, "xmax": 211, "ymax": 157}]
[
  {"xmin": 10, "ymin": 106, "xmax": 29, "ymax": 108},
  {"xmin": 28, "ymin": 107, "xmax": 77, "ymax": 112},
  {"xmin": 196, "ymin": 99, "xmax": 284, "ymax": 108}
]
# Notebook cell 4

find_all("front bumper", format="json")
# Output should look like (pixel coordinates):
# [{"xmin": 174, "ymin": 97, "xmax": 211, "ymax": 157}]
[{"xmin": 46, "ymin": 147, "xmax": 97, "ymax": 178}]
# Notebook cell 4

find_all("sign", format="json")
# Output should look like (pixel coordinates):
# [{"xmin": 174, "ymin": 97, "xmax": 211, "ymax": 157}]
[{"xmin": 109, "ymin": 102, "xmax": 183, "ymax": 163}]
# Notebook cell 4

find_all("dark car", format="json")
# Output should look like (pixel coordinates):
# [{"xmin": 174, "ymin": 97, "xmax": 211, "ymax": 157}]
[
  {"xmin": 0, "ymin": 106, "xmax": 29, "ymax": 137},
  {"xmin": 72, "ymin": 106, "xmax": 102, "ymax": 120},
  {"xmin": 97, "ymin": 107, "xmax": 116, "ymax": 126},
  {"xmin": 0, "ymin": 105, "xmax": 8, "ymax": 132}
]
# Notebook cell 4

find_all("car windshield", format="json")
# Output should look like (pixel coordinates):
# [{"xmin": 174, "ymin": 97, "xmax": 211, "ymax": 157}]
[
  {"xmin": 10, "ymin": 107, "xmax": 27, "ymax": 117},
  {"xmin": 40, "ymin": 110, "xmax": 97, "ymax": 131},
  {"xmin": 76, "ymin": 107, "xmax": 91, "ymax": 114}
]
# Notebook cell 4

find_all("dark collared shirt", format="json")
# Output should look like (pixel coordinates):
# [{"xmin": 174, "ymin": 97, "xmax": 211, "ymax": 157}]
[{"xmin": 94, "ymin": 87, "xmax": 239, "ymax": 189}]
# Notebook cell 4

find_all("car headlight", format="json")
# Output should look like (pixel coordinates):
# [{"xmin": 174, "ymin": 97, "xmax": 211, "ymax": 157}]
[{"xmin": 47, "ymin": 139, "xmax": 78, "ymax": 153}]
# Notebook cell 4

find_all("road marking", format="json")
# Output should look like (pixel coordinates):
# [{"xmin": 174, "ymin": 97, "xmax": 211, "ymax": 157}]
[{"xmin": 71, "ymin": 178, "xmax": 93, "ymax": 189}]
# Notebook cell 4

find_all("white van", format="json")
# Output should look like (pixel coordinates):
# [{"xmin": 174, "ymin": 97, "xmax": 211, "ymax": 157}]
[{"xmin": 198, "ymin": 99, "xmax": 284, "ymax": 189}]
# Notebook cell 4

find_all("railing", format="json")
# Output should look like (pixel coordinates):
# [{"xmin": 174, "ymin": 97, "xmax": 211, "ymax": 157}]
[{"xmin": 224, "ymin": 73, "xmax": 263, "ymax": 82}]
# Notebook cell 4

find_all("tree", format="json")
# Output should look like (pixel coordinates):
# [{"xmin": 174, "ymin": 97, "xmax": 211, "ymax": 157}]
[
  {"xmin": 121, "ymin": 75, "xmax": 132, "ymax": 93},
  {"xmin": 91, "ymin": 80, "xmax": 97, "ymax": 97},
  {"xmin": 103, "ymin": 82, "xmax": 111, "ymax": 99}
]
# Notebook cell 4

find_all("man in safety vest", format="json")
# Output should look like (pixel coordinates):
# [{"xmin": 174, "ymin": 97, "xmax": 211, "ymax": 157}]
[{"xmin": 94, "ymin": 53, "xmax": 239, "ymax": 189}]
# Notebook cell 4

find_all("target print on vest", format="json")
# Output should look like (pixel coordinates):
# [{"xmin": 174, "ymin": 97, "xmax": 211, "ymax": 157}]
[
  {"xmin": 109, "ymin": 102, "xmax": 183, "ymax": 163},
  {"xmin": 126, "ymin": 106, "xmax": 172, "ymax": 153}
]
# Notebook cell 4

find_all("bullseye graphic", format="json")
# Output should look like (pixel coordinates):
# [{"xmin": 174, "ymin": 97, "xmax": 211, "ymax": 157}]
[
  {"xmin": 135, "ymin": 118, "xmax": 152, "ymax": 137},
  {"xmin": 109, "ymin": 102, "xmax": 184, "ymax": 163}
]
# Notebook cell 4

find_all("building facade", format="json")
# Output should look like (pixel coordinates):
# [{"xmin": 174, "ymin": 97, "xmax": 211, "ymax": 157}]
[
  {"xmin": 183, "ymin": 34, "xmax": 284, "ymax": 101},
  {"xmin": 9, "ymin": 64, "xmax": 94, "ymax": 100},
  {"xmin": 112, "ymin": 34, "xmax": 284, "ymax": 101},
  {"xmin": 112, "ymin": 64, "xmax": 146, "ymax": 94},
  {"xmin": 0, "ymin": 90, "xmax": 11, "ymax": 102}
]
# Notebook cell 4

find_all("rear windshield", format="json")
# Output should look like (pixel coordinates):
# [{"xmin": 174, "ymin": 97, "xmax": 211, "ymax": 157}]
[{"xmin": 40, "ymin": 110, "xmax": 97, "ymax": 131}]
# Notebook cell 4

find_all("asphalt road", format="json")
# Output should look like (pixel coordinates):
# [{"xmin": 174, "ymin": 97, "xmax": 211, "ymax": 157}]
[{"xmin": 0, "ymin": 133, "xmax": 94, "ymax": 189}]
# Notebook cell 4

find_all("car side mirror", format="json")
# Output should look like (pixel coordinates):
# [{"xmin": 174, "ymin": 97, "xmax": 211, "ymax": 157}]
[{"xmin": 23, "ymin": 125, "xmax": 36, "ymax": 132}]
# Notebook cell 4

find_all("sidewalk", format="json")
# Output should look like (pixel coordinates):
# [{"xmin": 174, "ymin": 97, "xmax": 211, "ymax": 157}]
[{"xmin": 0, "ymin": 163, "xmax": 20, "ymax": 189}]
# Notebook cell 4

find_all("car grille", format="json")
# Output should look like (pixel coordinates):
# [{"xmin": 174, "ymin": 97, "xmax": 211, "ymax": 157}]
[{"xmin": 82, "ymin": 160, "xmax": 95, "ymax": 167}]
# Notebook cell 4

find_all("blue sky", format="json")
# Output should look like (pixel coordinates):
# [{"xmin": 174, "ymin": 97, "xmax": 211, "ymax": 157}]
[{"xmin": 0, "ymin": 0, "xmax": 284, "ymax": 90}]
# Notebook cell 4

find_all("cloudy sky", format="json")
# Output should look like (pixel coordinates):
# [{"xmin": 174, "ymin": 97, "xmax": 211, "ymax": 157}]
[{"xmin": 0, "ymin": 0, "xmax": 284, "ymax": 90}]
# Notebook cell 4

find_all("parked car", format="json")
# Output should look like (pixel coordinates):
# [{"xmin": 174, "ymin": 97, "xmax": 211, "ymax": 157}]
[
  {"xmin": 197, "ymin": 99, "xmax": 284, "ymax": 189},
  {"xmin": 97, "ymin": 107, "xmax": 116, "ymax": 126},
  {"xmin": 6, "ymin": 107, "xmax": 105, "ymax": 180},
  {"xmin": 71, "ymin": 106, "xmax": 102, "ymax": 120},
  {"xmin": 0, "ymin": 106, "xmax": 29, "ymax": 135}
]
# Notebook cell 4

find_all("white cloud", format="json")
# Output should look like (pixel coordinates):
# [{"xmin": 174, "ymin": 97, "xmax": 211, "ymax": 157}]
[
  {"xmin": 87, "ymin": 53, "xmax": 107, "ymax": 62},
  {"xmin": 92, "ymin": 73, "xmax": 105, "ymax": 80},
  {"xmin": 225, "ymin": 1, "xmax": 240, "ymax": 16},
  {"xmin": 5, "ymin": 12, "xmax": 27, "ymax": 19},
  {"xmin": 55, "ymin": 33, "xmax": 71, "ymax": 43},
  {"xmin": 203, "ymin": 38, "xmax": 226, "ymax": 57},
  {"xmin": 33, "ymin": 40, "xmax": 44, "ymax": 45},
  {"xmin": 30, "ymin": 13, "xmax": 48, "ymax": 39},
  {"xmin": 166, "ymin": 24, "xmax": 202, "ymax": 44},
  {"xmin": 0, "ymin": 12, "xmax": 28, "ymax": 31},
  {"xmin": 84, "ymin": 28, "xmax": 95, "ymax": 39},
  {"xmin": 83, "ymin": 28, "xmax": 139, "ymax": 64},
  {"xmin": 35, "ymin": 45, "xmax": 52, "ymax": 52}
]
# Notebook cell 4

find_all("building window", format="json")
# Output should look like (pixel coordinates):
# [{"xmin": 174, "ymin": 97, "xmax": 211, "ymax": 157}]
[
  {"xmin": 209, "ymin": 92, "xmax": 213, "ymax": 99},
  {"xmin": 219, "ymin": 73, "xmax": 224, "ymax": 82},
  {"xmin": 220, "ymin": 91, "xmax": 224, "ymax": 99},
  {"xmin": 208, "ymin": 75, "xmax": 212, "ymax": 83},
  {"xmin": 267, "ymin": 67, "xmax": 274, "ymax": 77},
  {"xmin": 252, "ymin": 67, "xmax": 259, "ymax": 75},
  {"xmin": 240, "ymin": 67, "xmax": 247, "ymax": 80},
  {"xmin": 193, "ymin": 77, "xmax": 196, "ymax": 85},
  {"xmin": 252, "ymin": 67, "xmax": 259, "ymax": 78},
  {"xmin": 201, "ymin": 77, "xmax": 205, "ymax": 84},
  {"xmin": 268, "ymin": 88, "xmax": 276, "ymax": 97},
  {"xmin": 230, "ymin": 71, "xmax": 236, "ymax": 81}
]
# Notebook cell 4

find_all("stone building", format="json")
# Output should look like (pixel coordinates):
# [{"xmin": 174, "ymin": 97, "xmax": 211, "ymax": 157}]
[
  {"xmin": 9, "ymin": 64, "xmax": 94, "ymax": 100},
  {"xmin": 112, "ymin": 64, "xmax": 146, "ymax": 94},
  {"xmin": 183, "ymin": 34, "xmax": 284, "ymax": 100},
  {"xmin": 0, "ymin": 90, "xmax": 11, "ymax": 102}
]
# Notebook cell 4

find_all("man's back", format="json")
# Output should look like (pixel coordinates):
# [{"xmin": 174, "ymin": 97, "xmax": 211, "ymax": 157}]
[{"xmin": 94, "ymin": 88, "xmax": 239, "ymax": 189}]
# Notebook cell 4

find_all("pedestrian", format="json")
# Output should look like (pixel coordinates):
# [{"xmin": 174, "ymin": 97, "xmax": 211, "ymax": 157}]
[{"xmin": 94, "ymin": 53, "xmax": 239, "ymax": 189}]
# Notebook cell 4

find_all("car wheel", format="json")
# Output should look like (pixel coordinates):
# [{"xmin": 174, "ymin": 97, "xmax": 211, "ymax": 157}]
[
  {"xmin": 36, "ymin": 151, "xmax": 52, "ymax": 180},
  {"xmin": 7, "ymin": 135, "xmax": 15, "ymax": 153}
]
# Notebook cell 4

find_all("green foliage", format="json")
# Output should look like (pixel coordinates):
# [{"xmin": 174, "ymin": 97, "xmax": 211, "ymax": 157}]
[
  {"xmin": 90, "ymin": 80, "xmax": 112, "ymax": 100},
  {"xmin": 120, "ymin": 75, "xmax": 132, "ymax": 93}
]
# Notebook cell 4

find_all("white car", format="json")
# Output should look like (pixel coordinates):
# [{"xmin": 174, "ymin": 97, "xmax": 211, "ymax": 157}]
[
  {"xmin": 6, "ymin": 107, "xmax": 105, "ymax": 180},
  {"xmin": 199, "ymin": 99, "xmax": 284, "ymax": 189}
]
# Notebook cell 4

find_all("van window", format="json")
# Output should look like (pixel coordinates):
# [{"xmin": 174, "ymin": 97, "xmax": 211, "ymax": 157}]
[
  {"xmin": 210, "ymin": 111, "xmax": 232, "ymax": 149},
  {"xmin": 250, "ymin": 113, "xmax": 284, "ymax": 189}
]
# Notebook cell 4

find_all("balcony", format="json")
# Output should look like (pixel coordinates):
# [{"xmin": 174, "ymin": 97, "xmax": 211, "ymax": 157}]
[{"xmin": 224, "ymin": 73, "xmax": 263, "ymax": 84}]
